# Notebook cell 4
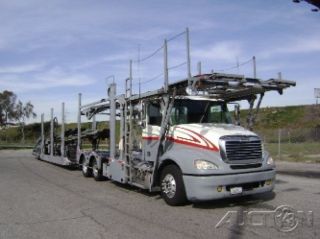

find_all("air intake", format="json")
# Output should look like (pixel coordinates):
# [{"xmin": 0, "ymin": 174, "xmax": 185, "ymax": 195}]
[{"xmin": 220, "ymin": 135, "xmax": 262, "ymax": 163}]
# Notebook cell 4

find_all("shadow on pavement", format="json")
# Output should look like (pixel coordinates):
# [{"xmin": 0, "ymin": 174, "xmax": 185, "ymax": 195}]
[{"xmin": 192, "ymin": 191, "xmax": 276, "ymax": 209}]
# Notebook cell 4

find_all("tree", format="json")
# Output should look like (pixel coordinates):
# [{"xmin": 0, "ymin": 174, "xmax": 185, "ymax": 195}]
[
  {"xmin": 0, "ymin": 90, "xmax": 17, "ymax": 128},
  {"xmin": 14, "ymin": 101, "xmax": 37, "ymax": 144}
]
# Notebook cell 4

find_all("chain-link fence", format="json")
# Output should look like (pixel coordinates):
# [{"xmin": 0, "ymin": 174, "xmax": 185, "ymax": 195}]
[{"xmin": 257, "ymin": 127, "xmax": 320, "ymax": 163}]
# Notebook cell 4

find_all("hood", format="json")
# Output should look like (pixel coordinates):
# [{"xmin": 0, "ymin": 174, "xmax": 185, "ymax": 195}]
[{"xmin": 169, "ymin": 123, "xmax": 257, "ymax": 151}]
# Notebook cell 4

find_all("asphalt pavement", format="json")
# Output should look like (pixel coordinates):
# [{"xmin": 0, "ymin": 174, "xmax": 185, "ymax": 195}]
[{"xmin": 0, "ymin": 150, "xmax": 319, "ymax": 239}]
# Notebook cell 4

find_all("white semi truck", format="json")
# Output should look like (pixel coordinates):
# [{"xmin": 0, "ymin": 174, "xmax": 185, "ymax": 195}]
[
  {"xmin": 33, "ymin": 30, "xmax": 295, "ymax": 205},
  {"xmin": 33, "ymin": 72, "xmax": 295, "ymax": 205}
]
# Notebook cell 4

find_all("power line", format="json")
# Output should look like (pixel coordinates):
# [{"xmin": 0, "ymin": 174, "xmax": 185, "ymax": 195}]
[
  {"xmin": 215, "ymin": 57, "xmax": 253, "ymax": 72},
  {"xmin": 167, "ymin": 30, "xmax": 186, "ymax": 42},
  {"xmin": 132, "ymin": 30, "xmax": 186, "ymax": 64},
  {"xmin": 133, "ymin": 72, "xmax": 164, "ymax": 85},
  {"xmin": 168, "ymin": 61, "xmax": 187, "ymax": 71},
  {"xmin": 129, "ymin": 29, "xmax": 188, "ymax": 90},
  {"xmin": 133, "ymin": 45, "xmax": 164, "ymax": 63}
]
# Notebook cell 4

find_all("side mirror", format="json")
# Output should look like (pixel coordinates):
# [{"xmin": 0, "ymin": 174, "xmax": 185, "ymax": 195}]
[
  {"xmin": 136, "ymin": 101, "xmax": 143, "ymax": 112},
  {"xmin": 234, "ymin": 104, "xmax": 240, "ymax": 125},
  {"xmin": 138, "ymin": 120, "xmax": 146, "ymax": 128}
]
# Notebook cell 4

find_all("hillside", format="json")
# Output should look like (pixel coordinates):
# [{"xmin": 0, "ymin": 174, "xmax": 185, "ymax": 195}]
[
  {"xmin": 250, "ymin": 104, "xmax": 320, "ymax": 130},
  {"xmin": 1, "ymin": 104, "xmax": 319, "ymax": 145}
]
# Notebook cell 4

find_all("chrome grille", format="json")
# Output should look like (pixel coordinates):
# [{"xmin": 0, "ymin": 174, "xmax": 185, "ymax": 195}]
[{"xmin": 220, "ymin": 135, "xmax": 262, "ymax": 163}]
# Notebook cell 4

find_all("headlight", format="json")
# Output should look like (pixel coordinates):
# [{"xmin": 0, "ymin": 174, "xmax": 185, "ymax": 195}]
[
  {"xmin": 267, "ymin": 156, "xmax": 274, "ymax": 166},
  {"xmin": 194, "ymin": 160, "xmax": 219, "ymax": 170}
]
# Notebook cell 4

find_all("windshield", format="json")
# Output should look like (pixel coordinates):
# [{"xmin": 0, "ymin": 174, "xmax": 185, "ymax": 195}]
[{"xmin": 170, "ymin": 99, "xmax": 232, "ymax": 125}]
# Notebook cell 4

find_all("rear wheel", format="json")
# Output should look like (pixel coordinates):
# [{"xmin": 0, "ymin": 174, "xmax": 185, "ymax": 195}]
[
  {"xmin": 92, "ymin": 158, "xmax": 104, "ymax": 181},
  {"xmin": 160, "ymin": 165, "xmax": 187, "ymax": 206},
  {"xmin": 82, "ymin": 159, "xmax": 92, "ymax": 177}
]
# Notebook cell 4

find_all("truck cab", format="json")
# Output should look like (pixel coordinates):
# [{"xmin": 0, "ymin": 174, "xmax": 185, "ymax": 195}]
[{"xmin": 141, "ymin": 96, "xmax": 275, "ymax": 205}]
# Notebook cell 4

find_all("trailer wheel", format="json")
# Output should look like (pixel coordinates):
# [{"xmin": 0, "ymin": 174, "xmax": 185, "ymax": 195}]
[
  {"xmin": 160, "ymin": 165, "xmax": 187, "ymax": 206},
  {"xmin": 92, "ymin": 158, "xmax": 104, "ymax": 181},
  {"xmin": 82, "ymin": 160, "xmax": 92, "ymax": 177}
]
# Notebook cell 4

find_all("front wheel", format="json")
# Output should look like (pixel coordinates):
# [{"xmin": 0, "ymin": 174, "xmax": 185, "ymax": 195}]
[{"xmin": 160, "ymin": 165, "xmax": 187, "ymax": 206}]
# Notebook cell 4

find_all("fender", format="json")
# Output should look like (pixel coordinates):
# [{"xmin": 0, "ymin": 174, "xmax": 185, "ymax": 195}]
[{"xmin": 159, "ymin": 144, "xmax": 222, "ymax": 175}]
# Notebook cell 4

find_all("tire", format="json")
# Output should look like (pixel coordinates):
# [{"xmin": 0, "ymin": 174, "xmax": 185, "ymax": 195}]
[
  {"xmin": 82, "ymin": 159, "xmax": 92, "ymax": 177},
  {"xmin": 160, "ymin": 165, "xmax": 187, "ymax": 206},
  {"xmin": 92, "ymin": 158, "xmax": 104, "ymax": 181}
]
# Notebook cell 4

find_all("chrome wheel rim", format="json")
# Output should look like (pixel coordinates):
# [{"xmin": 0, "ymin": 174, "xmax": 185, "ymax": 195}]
[
  {"xmin": 93, "ymin": 162, "xmax": 98, "ymax": 177},
  {"xmin": 161, "ymin": 174, "xmax": 176, "ymax": 199},
  {"xmin": 82, "ymin": 164, "xmax": 88, "ymax": 173}
]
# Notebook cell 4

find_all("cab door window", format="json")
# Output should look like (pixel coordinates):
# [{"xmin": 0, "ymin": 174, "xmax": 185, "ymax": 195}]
[{"xmin": 148, "ymin": 103, "xmax": 162, "ymax": 126}]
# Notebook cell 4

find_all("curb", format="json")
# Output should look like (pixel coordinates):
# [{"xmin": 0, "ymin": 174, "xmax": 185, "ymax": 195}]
[{"xmin": 276, "ymin": 161, "xmax": 320, "ymax": 179}]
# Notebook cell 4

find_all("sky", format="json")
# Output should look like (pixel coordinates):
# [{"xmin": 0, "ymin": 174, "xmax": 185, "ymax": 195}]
[{"xmin": 0, "ymin": 0, "xmax": 319, "ymax": 123}]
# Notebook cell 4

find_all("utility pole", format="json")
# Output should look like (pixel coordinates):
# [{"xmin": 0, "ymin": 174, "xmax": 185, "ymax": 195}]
[
  {"xmin": 186, "ymin": 27, "xmax": 191, "ymax": 80},
  {"xmin": 197, "ymin": 61, "xmax": 202, "ymax": 75},
  {"xmin": 315, "ymin": 88, "xmax": 320, "ymax": 105},
  {"xmin": 50, "ymin": 108, "xmax": 54, "ymax": 157},
  {"xmin": 164, "ymin": 39, "xmax": 168, "ymax": 93},
  {"xmin": 253, "ymin": 56, "xmax": 257, "ymax": 78},
  {"xmin": 61, "ymin": 102, "xmax": 65, "ymax": 157},
  {"xmin": 278, "ymin": 129, "xmax": 281, "ymax": 160}
]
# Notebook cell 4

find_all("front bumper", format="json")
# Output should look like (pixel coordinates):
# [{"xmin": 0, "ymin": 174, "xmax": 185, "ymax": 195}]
[{"xmin": 183, "ymin": 169, "xmax": 275, "ymax": 202}]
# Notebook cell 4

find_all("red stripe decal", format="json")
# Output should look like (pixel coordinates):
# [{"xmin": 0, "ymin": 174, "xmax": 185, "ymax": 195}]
[
  {"xmin": 176, "ymin": 126, "xmax": 219, "ymax": 151},
  {"xmin": 142, "ymin": 135, "xmax": 219, "ymax": 152},
  {"xmin": 177, "ymin": 135, "xmax": 198, "ymax": 142},
  {"xmin": 142, "ymin": 136, "xmax": 160, "ymax": 140},
  {"xmin": 166, "ymin": 136, "xmax": 218, "ymax": 151}
]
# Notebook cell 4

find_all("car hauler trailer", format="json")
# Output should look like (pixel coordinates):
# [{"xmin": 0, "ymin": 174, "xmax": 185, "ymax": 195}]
[
  {"xmin": 33, "ymin": 104, "xmax": 76, "ymax": 166},
  {"xmin": 34, "ymin": 72, "xmax": 295, "ymax": 205},
  {"xmin": 33, "ymin": 30, "xmax": 296, "ymax": 205},
  {"xmin": 33, "ymin": 101, "xmax": 109, "ymax": 168}
]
